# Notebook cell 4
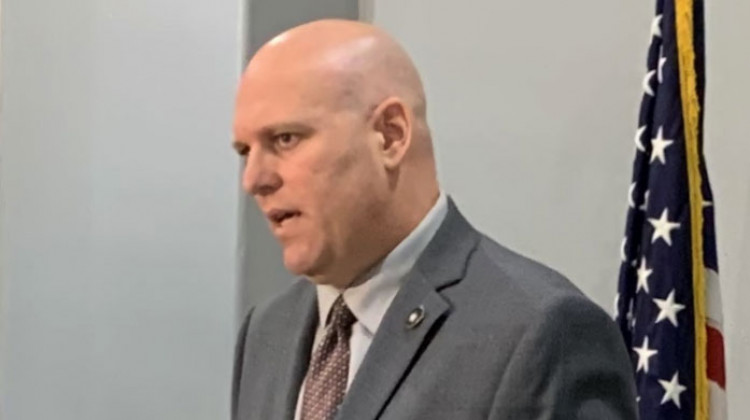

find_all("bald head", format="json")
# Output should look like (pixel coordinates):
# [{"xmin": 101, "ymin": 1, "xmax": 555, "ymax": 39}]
[
  {"xmin": 245, "ymin": 20, "xmax": 427, "ymax": 128},
  {"xmin": 234, "ymin": 20, "xmax": 439, "ymax": 288}
]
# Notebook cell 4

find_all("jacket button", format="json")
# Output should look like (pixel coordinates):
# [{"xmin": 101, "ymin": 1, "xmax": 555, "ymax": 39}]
[{"xmin": 406, "ymin": 306, "xmax": 425, "ymax": 329}]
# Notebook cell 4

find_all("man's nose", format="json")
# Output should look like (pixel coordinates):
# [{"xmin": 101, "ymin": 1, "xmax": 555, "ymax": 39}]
[{"xmin": 242, "ymin": 150, "xmax": 282, "ymax": 197}]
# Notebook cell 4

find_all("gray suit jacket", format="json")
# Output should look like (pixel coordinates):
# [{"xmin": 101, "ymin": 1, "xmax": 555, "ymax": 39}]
[{"xmin": 232, "ymin": 200, "xmax": 638, "ymax": 419}]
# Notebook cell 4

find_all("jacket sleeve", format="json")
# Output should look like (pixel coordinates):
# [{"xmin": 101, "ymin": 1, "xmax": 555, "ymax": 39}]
[
  {"xmin": 231, "ymin": 308, "xmax": 254, "ymax": 420},
  {"xmin": 488, "ymin": 295, "xmax": 638, "ymax": 419}
]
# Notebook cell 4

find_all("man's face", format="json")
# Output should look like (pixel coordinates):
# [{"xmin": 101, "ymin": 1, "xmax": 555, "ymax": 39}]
[{"xmin": 233, "ymin": 67, "xmax": 387, "ymax": 283}]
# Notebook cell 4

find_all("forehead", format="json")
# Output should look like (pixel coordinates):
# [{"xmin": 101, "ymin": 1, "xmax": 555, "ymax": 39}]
[
  {"xmin": 241, "ymin": 67, "xmax": 347, "ymax": 111},
  {"xmin": 234, "ymin": 61, "xmax": 366, "ymax": 134},
  {"xmin": 238, "ymin": 71, "xmax": 315, "ymax": 112}
]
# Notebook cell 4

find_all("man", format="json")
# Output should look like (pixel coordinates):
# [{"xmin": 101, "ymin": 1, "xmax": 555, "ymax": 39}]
[{"xmin": 231, "ymin": 19, "xmax": 637, "ymax": 420}]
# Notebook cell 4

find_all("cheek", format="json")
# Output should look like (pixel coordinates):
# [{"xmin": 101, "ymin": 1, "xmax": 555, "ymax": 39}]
[
  {"xmin": 295, "ymin": 143, "xmax": 361, "ymax": 203},
  {"xmin": 320, "ymin": 161, "xmax": 386, "ymax": 249},
  {"xmin": 287, "ymin": 130, "xmax": 384, "ymax": 233}
]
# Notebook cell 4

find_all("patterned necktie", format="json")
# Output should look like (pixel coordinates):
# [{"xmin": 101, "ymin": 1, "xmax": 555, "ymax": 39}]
[{"xmin": 301, "ymin": 295, "xmax": 357, "ymax": 420}]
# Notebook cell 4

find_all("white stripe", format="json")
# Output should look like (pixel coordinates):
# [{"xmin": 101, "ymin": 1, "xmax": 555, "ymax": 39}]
[
  {"xmin": 705, "ymin": 268, "xmax": 724, "ymax": 326},
  {"xmin": 709, "ymin": 381, "xmax": 727, "ymax": 419}
]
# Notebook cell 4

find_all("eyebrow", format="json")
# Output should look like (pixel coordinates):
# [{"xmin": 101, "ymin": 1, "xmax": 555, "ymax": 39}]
[{"xmin": 258, "ymin": 121, "xmax": 314, "ymax": 138}]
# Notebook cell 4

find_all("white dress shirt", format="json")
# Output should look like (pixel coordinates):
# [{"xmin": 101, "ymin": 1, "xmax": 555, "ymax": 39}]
[{"xmin": 293, "ymin": 192, "xmax": 448, "ymax": 419}]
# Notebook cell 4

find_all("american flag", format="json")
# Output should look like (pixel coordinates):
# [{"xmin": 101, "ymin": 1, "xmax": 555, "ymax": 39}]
[{"xmin": 614, "ymin": 0, "xmax": 727, "ymax": 419}]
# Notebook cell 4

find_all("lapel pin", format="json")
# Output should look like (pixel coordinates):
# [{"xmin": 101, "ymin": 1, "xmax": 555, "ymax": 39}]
[{"xmin": 406, "ymin": 305, "xmax": 425, "ymax": 329}]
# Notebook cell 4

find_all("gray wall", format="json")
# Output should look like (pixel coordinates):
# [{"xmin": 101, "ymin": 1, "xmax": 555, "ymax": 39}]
[
  {"xmin": 0, "ymin": 0, "xmax": 241, "ymax": 418},
  {"xmin": 704, "ymin": 5, "xmax": 750, "ymax": 418},
  {"xmin": 373, "ymin": 0, "xmax": 749, "ymax": 418}
]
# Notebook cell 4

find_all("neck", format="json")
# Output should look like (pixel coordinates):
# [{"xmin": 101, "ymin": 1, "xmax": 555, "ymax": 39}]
[{"xmin": 312, "ymin": 187, "xmax": 440, "ymax": 290}]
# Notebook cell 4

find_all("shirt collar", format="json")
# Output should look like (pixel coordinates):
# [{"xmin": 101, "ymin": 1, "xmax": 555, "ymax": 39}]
[{"xmin": 315, "ymin": 192, "xmax": 449, "ymax": 335}]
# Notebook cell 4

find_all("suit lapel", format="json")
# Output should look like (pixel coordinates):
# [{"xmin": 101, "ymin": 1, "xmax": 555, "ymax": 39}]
[
  {"xmin": 335, "ymin": 270, "xmax": 449, "ymax": 420},
  {"xmin": 336, "ymin": 198, "xmax": 481, "ymax": 420},
  {"xmin": 272, "ymin": 284, "xmax": 318, "ymax": 420}
]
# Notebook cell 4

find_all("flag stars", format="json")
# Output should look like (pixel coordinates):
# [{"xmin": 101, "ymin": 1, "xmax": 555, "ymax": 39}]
[
  {"xmin": 613, "ymin": 293, "xmax": 620, "ymax": 319},
  {"xmin": 633, "ymin": 336, "xmax": 658, "ymax": 373},
  {"xmin": 651, "ymin": 14, "xmax": 663, "ymax": 39},
  {"xmin": 628, "ymin": 183, "xmax": 637, "ymax": 208},
  {"xmin": 659, "ymin": 372, "xmax": 687, "ymax": 408},
  {"xmin": 639, "ymin": 190, "xmax": 650, "ymax": 212},
  {"xmin": 643, "ymin": 70, "xmax": 657, "ymax": 96},
  {"xmin": 648, "ymin": 208, "xmax": 681, "ymax": 246},
  {"xmin": 653, "ymin": 289, "xmax": 686, "ymax": 327},
  {"xmin": 635, "ymin": 126, "xmax": 647, "ymax": 152},
  {"xmin": 635, "ymin": 258, "xmax": 653, "ymax": 294},
  {"xmin": 625, "ymin": 299, "xmax": 636, "ymax": 329},
  {"xmin": 650, "ymin": 126, "xmax": 674, "ymax": 165},
  {"xmin": 658, "ymin": 55, "xmax": 668, "ymax": 83}
]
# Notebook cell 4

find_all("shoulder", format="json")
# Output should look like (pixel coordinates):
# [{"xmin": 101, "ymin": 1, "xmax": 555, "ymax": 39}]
[
  {"xmin": 467, "ymin": 240, "xmax": 638, "ymax": 418},
  {"xmin": 470, "ymin": 234, "xmax": 593, "ymax": 305},
  {"xmin": 458, "ymin": 234, "xmax": 630, "ymax": 372},
  {"xmin": 447, "ymin": 233, "xmax": 610, "ymax": 334},
  {"xmin": 478, "ymin": 235, "xmax": 580, "ymax": 293}
]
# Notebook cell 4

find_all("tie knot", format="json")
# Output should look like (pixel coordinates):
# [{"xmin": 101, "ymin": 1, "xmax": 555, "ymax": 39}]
[{"xmin": 328, "ymin": 295, "xmax": 356, "ymax": 332}]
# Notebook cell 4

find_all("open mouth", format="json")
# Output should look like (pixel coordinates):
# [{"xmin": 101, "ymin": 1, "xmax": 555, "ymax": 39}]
[{"xmin": 267, "ymin": 209, "xmax": 301, "ymax": 226}]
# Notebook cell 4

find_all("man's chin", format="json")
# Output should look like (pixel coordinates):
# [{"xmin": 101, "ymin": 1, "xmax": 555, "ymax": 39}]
[
  {"xmin": 282, "ymin": 244, "xmax": 339, "ymax": 283},
  {"xmin": 285, "ymin": 261, "xmax": 337, "ymax": 287},
  {"xmin": 283, "ymin": 251, "xmax": 321, "ymax": 279}
]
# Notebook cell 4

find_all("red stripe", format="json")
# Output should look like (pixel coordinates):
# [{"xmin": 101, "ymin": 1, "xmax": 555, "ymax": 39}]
[{"xmin": 706, "ymin": 325, "xmax": 726, "ymax": 388}]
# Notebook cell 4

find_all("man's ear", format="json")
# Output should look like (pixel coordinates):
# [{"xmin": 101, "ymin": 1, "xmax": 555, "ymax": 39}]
[{"xmin": 371, "ymin": 97, "xmax": 412, "ymax": 170}]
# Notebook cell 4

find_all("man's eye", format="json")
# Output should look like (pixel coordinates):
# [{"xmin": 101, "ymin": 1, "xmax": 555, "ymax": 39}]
[
  {"xmin": 274, "ymin": 133, "xmax": 299, "ymax": 149},
  {"xmin": 232, "ymin": 143, "xmax": 250, "ymax": 157}
]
